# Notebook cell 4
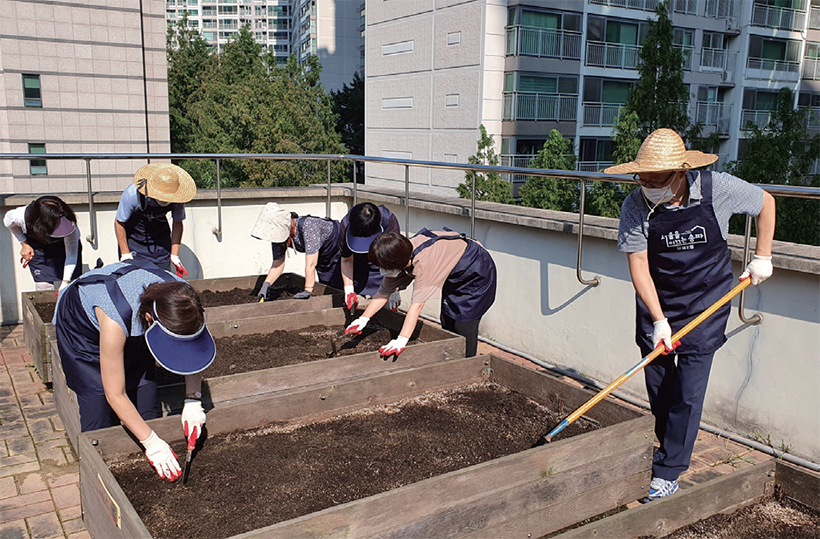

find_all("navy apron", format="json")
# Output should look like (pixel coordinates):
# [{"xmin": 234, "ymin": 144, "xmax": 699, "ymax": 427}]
[
  {"xmin": 637, "ymin": 171, "xmax": 732, "ymax": 356},
  {"xmin": 122, "ymin": 194, "xmax": 174, "ymax": 266},
  {"xmin": 298, "ymin": 216, "xmax": 342, "ymax": 288},
  {"xmin": 412, "ymin": 229, "xmax": 497, "ymax": 322},
  {"xmin": 26, "ymin": 236, "xmax": 83, "ymax": 283},
  {"xmin": 342, "ymin": 205, "xmax": 396, "ymax": 295},
  {"xmin": 55, "ymin": 259, "xmax": 176, "ymax": 396}
]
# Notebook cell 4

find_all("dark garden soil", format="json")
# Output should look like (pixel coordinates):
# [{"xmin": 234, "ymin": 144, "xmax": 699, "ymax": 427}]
[
  {"xmin": 652, "ymin": 496, "xmax": 819, "ymax": 539},
  {"xmin": 107, "ymin": 382, "xmax": 602, "ymax": 539},
  {"xmin": 198, "ymin": 285, "xmax": 303, "ymax": 308},
  {"xmin": 154, "ymin": 322, "xmax": 419, "ymax": 386},
  {"xmin": 34, "ymin": 302, "xmax": 56, "ymax": 323}
]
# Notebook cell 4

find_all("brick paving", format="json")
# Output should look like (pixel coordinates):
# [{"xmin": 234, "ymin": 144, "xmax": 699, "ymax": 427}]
[{"xmin": 0, "ymin": 326, "xmax": 772, "ymax": 539}]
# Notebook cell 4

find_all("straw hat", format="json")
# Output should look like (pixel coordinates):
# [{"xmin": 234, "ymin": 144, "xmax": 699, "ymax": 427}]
[
  {"xmin": 133, "ymin": 163, "xmax": 196, "ymax": 203},
  {"xmin": 251, "ymin": 202, "xmax": 292, "ymax": 243},
  {"xmin": 604, "ymin": 129, "xmax": 718, "ymax": 175}
]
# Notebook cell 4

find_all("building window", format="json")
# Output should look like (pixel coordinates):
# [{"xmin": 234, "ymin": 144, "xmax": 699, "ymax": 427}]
[
  {"xmin": 447, "ymin": 32, "xmax": 461, "ymax": 45},
  {"xmin": 445, "ymin": 94, "xmax": 459, "ymax": 107},
  {"xmin": 23, "ymin": 74, "xmax": 42, "ymax": 108},
  {"xmin": 28, "ymin": 143, "xmax": 47, "ymax": 175}
]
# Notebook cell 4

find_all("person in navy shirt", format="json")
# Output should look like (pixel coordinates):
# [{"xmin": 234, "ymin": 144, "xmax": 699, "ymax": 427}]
[
  {"xmin": 115, "ymin": 164, "xmax": 196, "ymax": 276},
  {"xmin": 606, "ymin": 129, "xmax": 776, "ymax": 502}
]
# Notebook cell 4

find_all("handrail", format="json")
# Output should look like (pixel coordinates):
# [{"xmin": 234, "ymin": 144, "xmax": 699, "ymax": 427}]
[
  {"xmin": 739, "ymin": 214, "xmax": 763, "ymax": 325},
  {"xmin": 84, "ymin": 159, "xmax": 97, "ymax": 249},
  {"xmin": 1, "ymin": 152, "xmax": 819, "ymax": 310}
]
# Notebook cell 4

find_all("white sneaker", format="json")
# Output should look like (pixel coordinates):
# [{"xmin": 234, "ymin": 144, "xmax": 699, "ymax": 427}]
[{"xmin": 640, "ymin": 477, "xmax": 679, "ymax": 503}]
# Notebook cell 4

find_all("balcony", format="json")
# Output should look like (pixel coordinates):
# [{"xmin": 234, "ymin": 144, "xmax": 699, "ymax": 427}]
[
  {"xmin": 586, "ymin": 42, "xmax": 641, "ymax": 69},
  {"xmin": 671, "ymin": 0, "xmax": 698, "ymax": 15},
  {"xmin": 588, "ymin": 0, "xmax": 660, "ymax": 12},
  {"xmin": 752, "ymin": 3, "xmax": 807, "ymax": 30},
  {"xmin": 693, "ymin": 101, "xmax": 732, "ymax": 136},
  {"xmin": 700, "ymin": 48, "xmax": 738, "ymax": 83},
  {"xmin": 576, "ymin": 161, "xmax": 614, "ymax": 172},
  {"xmin": 506, "ymin": 26, "xmax": 582, "ymax": 60},
  {"xmin": 806, "ymin": 107, "xmax": 820, "ymax": 129},
  {"xmin": 811, "ymin": 6, "xmax": 820, "ymax": 29},
  {"xmin": 502, "ymin": 93, "xmax": 578, "ymax": 122},
  {"xmin": 678, "ymin": 44, "xmax": 694, "ymax": 70},
  {"xmin": 582, "ymin": 102, "xmax": 624, "ymax": 127},
  {"xmin": 803, "ymin": 57, "xmax": 820, "ymax": 81},
  {"xmin": 704, "ymin": 0, "xmax": 740, "ymax": 28},
  {"xmin": 500, "ymin": 154, "xmax": 537, "ymax": 184},
  {"xmin": 746, "ymin": 57, "xmax": 800, "ymax": 82},
  {"xmin": 741, "ymin": 109, "xmax": 773, "ymax": 130}
]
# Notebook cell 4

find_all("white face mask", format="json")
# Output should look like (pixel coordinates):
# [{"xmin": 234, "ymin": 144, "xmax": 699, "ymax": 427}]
[
  {"xmin": 379, "ymin": 268, "xmax": 401, "ymax": 278},
  {"xmin": 641, "ymin": 172, "xmax": 681, "ymax": 205}
]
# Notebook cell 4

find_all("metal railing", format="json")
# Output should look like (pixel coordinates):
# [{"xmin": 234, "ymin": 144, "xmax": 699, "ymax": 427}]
[
  {"xmin": 502, "ymin": 93, "xmax": 578, "ymax": 121},
  {"xmin": 704, "ymin": 0, "xmax": 739, "ymax": 24},
  {"xmin": 586, "ymin": 42, "xmax": 641, "ymax": 69},
  {"xmin": 751, "ymin": 4, "xmax": 806, "ymax": 30},
  {"xmin": 741, "ymin": 109, "xmax": 773, "ymax": 130},
  {"xmin": 505, "ymin": 26, "xmax": 582, "ymax": 60},
  {"xmin": 1, "ymin": 151, "xmax": 818, "ymax": 322},
  {"xmin": 693, "ymin": 101, "xmax": 732, "ymax": 135},
  {"xmin": 583, "ymin": 102, "xmax": 624, "ymax": 127},
  {"xmin": 811, "ymin": 6, "xmax": 820, "ymax": 29},
  {"xmin": 589, "ymin": 0, "xmax": 660, "ymax": 11},
  {"xmin": 746, "ymin": 57, "xmax": 801, "ymax": 80},
  {"xmin": 803, "ymin": 57, "xmax": 820, "ymax": 80},
  {"xmin": 672, "ymin": 0, "xmax": 699, "ymax": 15}
]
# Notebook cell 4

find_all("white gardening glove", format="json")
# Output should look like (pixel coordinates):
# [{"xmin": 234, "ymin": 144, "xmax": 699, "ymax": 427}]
[
  {"xmin": 140, "ymin": 430, "xmax": 181, "ymax": 481},
  {"xmin": 344, "ymin": 285, "xmax": 358, "ymax": 312},
  {"xmin": 388, "ymin": 291, "xmax": 401, "ymax": 312},
  {"xmin": 379, "ymin": 335, "xmax": 409, "ymax": 359},
  {"xmin": 652, "ymin": 318, "xmax": 679, "ymax": 355},
  {"xmin": 345, "ymin": 316, "xmax": 369, "ymax": 335},
  {"xmin": 170, "ymin": 254, "xmax": 188, "ymax": 277},
  {"xmin": 181, "ymin": 399, "xmax": 206, "ymax": 447},
  {"xmin": 120, "ymin": 252, "xmax": 134, "ymax": 261},
  {"xmin": 58, "ymin": 280, "xmax": 69, "ymax": 292},
  {"xmin": 739, "ymin": 255, "xmax": 772, "ymax": 286}
]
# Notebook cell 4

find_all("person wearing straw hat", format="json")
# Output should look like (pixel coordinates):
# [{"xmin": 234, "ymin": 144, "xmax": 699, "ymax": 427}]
[
  {"xmin": 338, "ymin": 202, "xmax": 402, "ymax": 313},
  {"xmin": 605, "ymin": 128, "xmax": 776, "ymax": 502},
  {"xmin": 251, "ymin": 202, "xmax": 343, "ymax": 300},
  {"xmin": 53, "ymin": 258, "xmax": 215, "ymax": 482},
  {"xmin": 115, "ymin": 163, "xmax": 196, "ymax": 277},
  {"xmin": 4, "ymin": 195, "xmax": 83, "ymax": 291}
]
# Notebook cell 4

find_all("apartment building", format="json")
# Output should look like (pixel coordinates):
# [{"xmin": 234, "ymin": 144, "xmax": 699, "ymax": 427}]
[
  {"xmin": 365, "ymin": 0, "xmax": 820, "ymax": 194},
  {"xmin": 0, "ymin": 0, "xmax": 170, "ymax": 195},
  {"xmin": 166, "ymin": 0, "xmax": 363, "ymax": 91}
]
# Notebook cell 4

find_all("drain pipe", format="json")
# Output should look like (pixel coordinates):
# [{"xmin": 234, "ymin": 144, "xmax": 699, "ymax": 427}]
[{"xmin": 416, "ymin": 313, "xmax": 820, "ymax": 472}]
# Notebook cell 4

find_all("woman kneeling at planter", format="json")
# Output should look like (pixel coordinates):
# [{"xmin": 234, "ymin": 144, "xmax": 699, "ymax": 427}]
[
  {"xmin": 345, "ymin": 230, "xmax": 497, "ymax": 358},
  {"xmin": 54, "ymin": 259, "xmax": 216, "ymax": 482}
]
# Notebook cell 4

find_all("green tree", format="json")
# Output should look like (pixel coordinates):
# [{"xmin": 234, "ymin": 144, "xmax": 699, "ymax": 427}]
[
  {"xmin": 519, "ymin": 130, "xmax": 578, "ymax": 212},
  {"xmin": 727, "ymin": 87, "xmax": 820, "ymax": 245},
  {"xmin": 330, "ymin": 71, "xmax": 364, "ymax": 156},
  {"xmin": 456, "ymin": 125, "xmax": 514, "ymax": 204}
]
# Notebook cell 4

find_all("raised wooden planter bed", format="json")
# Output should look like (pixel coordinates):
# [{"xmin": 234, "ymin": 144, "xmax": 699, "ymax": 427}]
[
  {"xmin": 21, "ymin": 273, "xmax": 343, "ymax": 383},
  {"xmin": 51, "ymin": 308, "xmax": 464, "ymax": 448},
  {"xmin": 79, "ymin": 354, "xmax": 654, "ymax": 539}
]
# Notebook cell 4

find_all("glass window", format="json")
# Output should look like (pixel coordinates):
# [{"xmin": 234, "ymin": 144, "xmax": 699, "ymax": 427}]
[
  {"xmin": 519, "ymin": 75, "xmax": 556, "ymax": 93},
  {"xmin": 23, "ymin": 74, "xmax": 42, "ymax": 107},
  {"xmin": 28, "ymin": 143, "xmax": 47, "ymax": 175},
  {"xmin": 702, "ymin": 32, "xmax": 725, "ymax": 49},
  {"xmin": 601, "ymin": 80, "xmax": 631, "ymax": 103},
  {"xmin": 521, "ymin": 10, "xmax": 558, "ymax": 29}
]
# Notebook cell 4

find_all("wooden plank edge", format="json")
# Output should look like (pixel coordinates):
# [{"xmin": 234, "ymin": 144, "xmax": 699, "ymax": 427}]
[{"xmin": 775, "ymin": 460, "xmax": 820, "ymax": 512}]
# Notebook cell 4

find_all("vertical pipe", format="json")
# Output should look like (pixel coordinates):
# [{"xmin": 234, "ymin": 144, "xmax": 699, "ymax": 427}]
[
  {"xmin": 739, "ymin": 214, "xmax": 763, "ymax": 324},
  {"xmin": 353, "ymin": 160, "xmax": 358, "ymax": 206},
  {"xmin": 470, "ymin": 170, "xmax": 476, "ymax": 239},
  {"xmin": 404, "ymin": 164, "xmax": 410, "ymax": 235},
  {"xmin": 576, "ymin": 179, "xmax": 600, "ymax": 287},
  {"xmin": 212, "ymin": 159, "xmax": 222, "ymax": 240},
  {"xmin": 84, "ymin": 159, "xmax": 97, "ymax": 248},
  {"xmin": 326, "ymin": 160, "xmax": 332, "ymax": 217}
]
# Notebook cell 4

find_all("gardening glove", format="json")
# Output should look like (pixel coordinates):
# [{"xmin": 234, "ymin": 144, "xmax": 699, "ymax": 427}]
[
  {"xmin": 379, "ymin": 336, "xmax": 409, "ymax": 359},
  {"xmin": 170, "ymin": 254, "xmax": 188, "ymax": 277},
  {"xmin": 140, "ymin": 431, "xmax": 181, "ymax": 482},
  {"xmin": 652, "ymin": 318, "xmax": 679, "ymax": 355},
  {"xmin": 258, "ymin": 282, "xmax": 271, "ymax": 302},
  {"xmin": 20, "ymin": 244, "xmax": 34, "ymax": 267},
  {"xmin": 345, "ymin": 316, "xmax": 369, "ymax": 335},
  {"xmin": 293, "ymin": 290, "xmax": 313, "ymax": 300},
  {"xmin": 388, "ymin": 291, "xmax": 401, "ymax": 312},
  {"xmin": 120, "ymin": 252, "xmax": 134, "ymax": 262},
  {"xmin": 739, "ymin": 255, "xmax": 772, "ymax": 286},
  {"xmin": 344, "ymin": 285, "xmax": 358, "ymax": 312},
  {"xmin": 181, "ymin": 399, "xmax": 206, "ymax": 447}
]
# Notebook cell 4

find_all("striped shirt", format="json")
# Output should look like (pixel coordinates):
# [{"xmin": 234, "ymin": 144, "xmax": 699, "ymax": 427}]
[{"xmin": 271, "ymin": 216, "xmax": 338, "ymax": 260}]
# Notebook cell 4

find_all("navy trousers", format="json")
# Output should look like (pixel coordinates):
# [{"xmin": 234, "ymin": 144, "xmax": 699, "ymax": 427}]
[
  {"xmin": 77, "ymin": 382, "xmax": 159, "ymax": 432},
  {"xmin": 644, "ymin": 350, "xmax": 716, "ymax": 481},
  {"xmin": 440, "ymin": 313, "xmax": 481, "ymax": 358}
]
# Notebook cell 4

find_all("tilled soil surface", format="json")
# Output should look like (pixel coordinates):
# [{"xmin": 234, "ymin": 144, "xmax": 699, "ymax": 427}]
[
  {"xmin": 108, "ymin": 382, "xmax": 601, "ymax": 539},
  {"xmin": 155, "ymin": 322, "xmax": 418, "ymax": 385},
  {"xmin": 34, "ymin": 302, "xmax": 56, "ymax": 323},
  {"xmin": 198, "ymin": 285, "xmax": 304, "ymax": 307},
  {"xmin": 655, "ymin": 497, "xmax": 819, "ymax": 539}
]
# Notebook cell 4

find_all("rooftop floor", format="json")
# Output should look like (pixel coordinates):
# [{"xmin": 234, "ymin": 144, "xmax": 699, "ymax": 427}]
[{"xmin": 0, "ymin": 324, "xmax": 774, "ymax": 539}]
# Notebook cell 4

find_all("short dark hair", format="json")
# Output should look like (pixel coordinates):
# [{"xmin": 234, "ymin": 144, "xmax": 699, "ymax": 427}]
[
  {"xmin": 25, "ymin": 196, "xmax": 77, "ymax": 243},
  {"xmin": 138, "ymin": 281, "xmax": 205, "ymax": 335},
  {"xmin": 348, "ymin": 203, "xmax": 382, "ymax": 237},
  {"xmin": 368, "ymin": 232, "xmax": 412, "ymax": 270}
]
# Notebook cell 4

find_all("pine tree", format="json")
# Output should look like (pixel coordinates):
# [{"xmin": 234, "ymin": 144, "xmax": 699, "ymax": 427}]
[
  {"xmin": 519, "ymin": 130, "xmax": 578, "ymax": 212},
  {"xmin": 456, "ymin": 125, "xmax": 514, "ymax": 205}
]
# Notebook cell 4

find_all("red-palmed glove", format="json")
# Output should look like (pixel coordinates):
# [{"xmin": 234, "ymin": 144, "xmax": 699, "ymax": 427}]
[
  {"xmin": 379, "ymin": 336, "xmax": 409, "ymax": 359},
  {"xmin": 181, "ymin": 399, "xmax": 206, "ymax": 447},
  {"xmin": 140, "ymin": 431, "xmax": 181, "ymax": 481},
  {"xmin": 344, "ymin": 285, "xmax": 358, "ymax": 312},
  {"xmin": 388, "ymin": 291, "xmax": 401, "ymax": 312},
  {"xmin": 739, "ymin": 255, "xmax": 772, "ymax": 286},
  {"xmin": 170, "ymin": 254, "xmax": 188, "ymax": 277},
  {"xmin": 652, "ymin": 318, "xmax": 679, "ymax": 355},
  {"xmin": 345, "ymin": 316, "xmax": 369, "ymax": 335}
]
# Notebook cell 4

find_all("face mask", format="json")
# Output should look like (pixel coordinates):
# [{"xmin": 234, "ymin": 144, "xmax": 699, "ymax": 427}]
[
  {"xmin": 156, "ymin": 200, "xmax": 171, "ymax": 207},
  {"xmin": 379, "ymin": 268, "xmax": 401, "ymax": 278},
  {"xmin": 641, "ymin": 172, "xmax": 680, "ymax": 205}
]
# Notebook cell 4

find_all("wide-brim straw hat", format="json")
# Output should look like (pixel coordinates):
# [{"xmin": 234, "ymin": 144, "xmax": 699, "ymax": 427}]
[
  {"xmin": 604, "ymin": 128, "xmax": 718, "ymax": 175},
  {"xmin": 133, "ymin": 163, "xmax": 196, "ymax": 203},
  {"xmin": 251, "ymin": 202, "xmax": 292, "ymax": 243}
]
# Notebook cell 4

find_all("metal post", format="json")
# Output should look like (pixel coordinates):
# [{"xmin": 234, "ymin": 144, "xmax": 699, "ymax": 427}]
[
  {"xmin": 353, "ymin": 160, "xmax": 358, "ymax": 206},
  {"xmin": 84, "ymin": 159, "xmax": 97, "ymax": 248},
  {"xmin": 326, "ymin": 160, "xmax": 332, "ymax": 218},
  {"xmin": 739, "ymin": 214, "xmax": 763, "ymax": 324},
  {"xmin": 576, "ymin": 179, "xmax": 600, "ymax": 287},
  {"xmin": 212, "ymin": 159, "xmax": 222, "ymax": 240},
  {"xmin": 404, "ymin": 165, "xmax": 410, "ymax": 235},
  {"xmin": 470, "ymin": 171, "xmax": 476, "ymax": 239}
]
